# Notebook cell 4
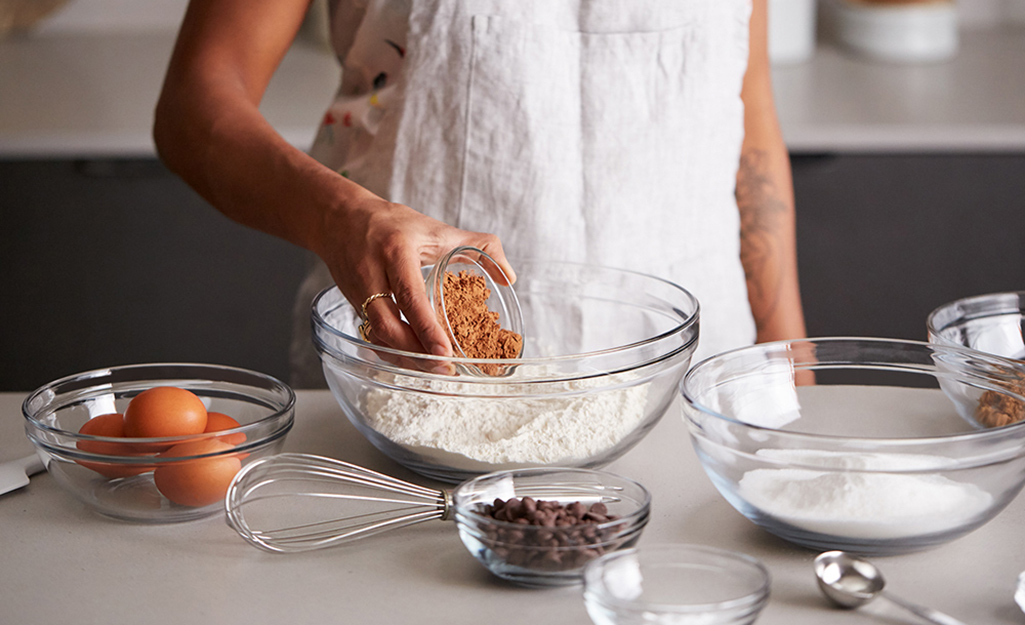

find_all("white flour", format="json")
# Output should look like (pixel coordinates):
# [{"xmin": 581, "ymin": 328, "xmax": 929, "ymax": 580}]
[
  {"xmin": 362, "ymin": 367, "xmax": 650, "ymax": 471},
  {"xmin": 737, "ymin": 449, "xmax": 993, "ymax": 540}
]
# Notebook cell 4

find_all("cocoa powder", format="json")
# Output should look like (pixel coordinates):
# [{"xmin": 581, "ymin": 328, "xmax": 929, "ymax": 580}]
[
  {"xmin": 442, "ymin": 270, "xmax": 522, "ymax": 374},
  {"xmin": 976, "ymin": 368, "xmax": 1025, "ymax": 428}
]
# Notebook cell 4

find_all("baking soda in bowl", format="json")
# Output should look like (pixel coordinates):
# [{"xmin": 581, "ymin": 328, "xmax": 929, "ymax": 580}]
[{"xmin": 737, "ymin": 449, "xmax": 993, "ymax": 540}]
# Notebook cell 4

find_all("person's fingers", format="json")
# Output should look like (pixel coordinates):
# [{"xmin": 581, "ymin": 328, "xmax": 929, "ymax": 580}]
[
  {"xmin": 468, "ymin": 232, "xmax": 516, "ymax": 286},
  {"xmin": 363, "ymin": 293, "xmax": 427, "ymax": 354},
  {"xmin": 387, "ymin": 248, "xmax": 453, "ymax": 357}
]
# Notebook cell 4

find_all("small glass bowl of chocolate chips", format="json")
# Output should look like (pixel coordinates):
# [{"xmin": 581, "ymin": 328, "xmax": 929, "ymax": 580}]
[
  {"xmin": 424, "ymin": 246, "xmax": 524, "ymax": 376},
  {"xmin": 451, "ymin": 467, "xmax": 651, "ymax": 587}
]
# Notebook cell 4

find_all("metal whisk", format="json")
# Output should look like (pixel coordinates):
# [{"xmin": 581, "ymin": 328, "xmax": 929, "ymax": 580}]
[
  {"xmin": 225, "ymin": 453, "xmax": 452, "ymax": 553},
  {"xmin": 225, "ymin": 453, "xmax": 626, "ymax": 554}
]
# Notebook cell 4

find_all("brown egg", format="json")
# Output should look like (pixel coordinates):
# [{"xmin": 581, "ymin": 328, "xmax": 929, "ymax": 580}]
[
  {"xmin": 124, "ymin": 386, "xmax": 208, "ymax": 438},
  {"xmin": 204, "ymin": 412, "xmax": 247, "ymax": 445},
  {"xmin": 153, "ymin": 439, "xmax": 243, "ymax": 507},
  {"xmin": 76, "ymin": 413, "xmax": 153, "ymax": 479}
]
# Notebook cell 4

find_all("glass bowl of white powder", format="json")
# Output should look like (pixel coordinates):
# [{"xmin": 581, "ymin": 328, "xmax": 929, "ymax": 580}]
[
  {"xmin": 313, "ymin": 261, "xmax": 700, "ymax": 483},
  {"xmin": 681, "ymin": 337, "xmax": 1025, "ymax": 556}
]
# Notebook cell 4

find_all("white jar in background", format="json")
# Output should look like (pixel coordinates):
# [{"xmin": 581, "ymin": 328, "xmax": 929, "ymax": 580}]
[
  {"xmin": 769, "ymin": 0, "xmax": 819, "ymax": 65},
  {"xmin": 824, "ymin": 0, "xmax": 959, "ymax": 63}
]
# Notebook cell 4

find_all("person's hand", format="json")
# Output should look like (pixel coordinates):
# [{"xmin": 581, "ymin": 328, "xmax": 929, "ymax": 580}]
[{"xmin": 314, "ymin": 188, "xmax": 516, "ymax": 357}]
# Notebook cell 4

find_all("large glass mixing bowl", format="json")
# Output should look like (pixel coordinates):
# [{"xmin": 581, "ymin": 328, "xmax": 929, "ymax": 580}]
[
  {"xmin": 681, "ymin": 338, "xmax": 1025, "ymax": 556},
  {"xmin": 313, "ymin": 261, "xmax": 700, "ymax": 483}
]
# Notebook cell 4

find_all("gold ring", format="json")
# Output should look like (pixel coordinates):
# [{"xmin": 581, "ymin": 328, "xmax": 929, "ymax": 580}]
[
  {"xmin": 358, "ymin": 292, "xmax": 391, "ymax": 342},
  {"xmin": 360, "ymin": 292, "xmax": 392, "ymax": 320}
]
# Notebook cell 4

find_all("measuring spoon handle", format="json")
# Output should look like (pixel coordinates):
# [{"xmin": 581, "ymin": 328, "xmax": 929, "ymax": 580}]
[{"xmin": 880, "ymin": 591, "xmax": 967, "ymax": 625}]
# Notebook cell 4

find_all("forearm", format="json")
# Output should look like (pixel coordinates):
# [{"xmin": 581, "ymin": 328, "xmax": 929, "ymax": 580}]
[
  {"xmin": 736, "ymin": 0, "xmax": 807, "ymax": 344},
  {"xmin": 154, "ymin": 76, "xmax": 366, "ymax": 259},
  {"xmin": 736, "ymin": 126, "xmax": 807, "ymax": 343},
  {"xmin": 151, "ymin": 0, "xmax": 371, "ymax": 259}
]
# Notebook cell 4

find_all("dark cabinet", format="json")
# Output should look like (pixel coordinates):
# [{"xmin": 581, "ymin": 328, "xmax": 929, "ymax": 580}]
[
  {"xmin": 0, "ymin": 159, "xmax": 309, "ymax": 392},
  {"xmin": 793, "ymin": 153, "xmax": 1025, "ymax": 342}
]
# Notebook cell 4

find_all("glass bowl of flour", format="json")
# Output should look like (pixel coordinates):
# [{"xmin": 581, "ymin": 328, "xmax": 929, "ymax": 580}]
[
  {"xmin": 681, "ymin": 337, "xmax": 1025, "ymax": 556},
  {"xmin": 312, "ymin": 260, "xmax": 700, "ymax": 483}
]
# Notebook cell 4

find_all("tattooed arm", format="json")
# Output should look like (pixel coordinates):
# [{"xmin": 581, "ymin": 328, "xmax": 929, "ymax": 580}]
[{"xmin": 736, "ymin": 0, "xmax": 808, "ymax": 344}]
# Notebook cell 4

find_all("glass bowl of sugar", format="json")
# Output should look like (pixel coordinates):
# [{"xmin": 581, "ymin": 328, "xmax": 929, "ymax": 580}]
[
  {"xmin": 681, "ymin": 337, "xmax": 1025, "ymax": 556},
  {"xmin": 312, "ymin": 260, "xmax": 700, "ymax": 483}
]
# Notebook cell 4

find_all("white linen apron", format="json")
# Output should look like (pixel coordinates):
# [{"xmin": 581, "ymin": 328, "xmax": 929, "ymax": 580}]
[{"xmin": 291, "ymin": 0, "xmax": 756, "ymax": 387}]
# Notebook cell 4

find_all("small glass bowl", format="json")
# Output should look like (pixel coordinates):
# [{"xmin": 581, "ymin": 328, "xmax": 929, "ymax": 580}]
[
  {"xmin": 424, "ymin": 246, "xmax": 524, "ymax": 375},
  {"xmin": 681, "ymin": 338, "xmax": 1025, "ymax": 555},
  {"xmin": 582, "ymin": 545, "xmax": 770, "ymax": 625},
  {"xmin": 928, "ymin": 291, "xmax": 1025, "ymax": 361},
  {"xmin": 22, "ymin": 363, "xmax": 295, "ymax": 523},
  {"xmin": 451, "ymin": 467, "xmax": 651, "ymax": 587}
]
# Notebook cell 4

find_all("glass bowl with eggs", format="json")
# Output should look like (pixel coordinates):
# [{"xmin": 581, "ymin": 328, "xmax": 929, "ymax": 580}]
[
  {"xmin": 22, "ymin": 363, "xmax": 295, "ymax": 523},
  {"xmin": 681, "ymin": 337, "xmax": 1025, "ymax": 556},
  {"xmin": 312, "ymin": 260, "xmax": 700, "ymax": 483}
]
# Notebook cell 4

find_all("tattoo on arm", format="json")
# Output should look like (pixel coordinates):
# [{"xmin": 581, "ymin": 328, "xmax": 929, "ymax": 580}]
[{"xmin": 736, "ymin": 148, "xmax": 788, "ymax": 327}]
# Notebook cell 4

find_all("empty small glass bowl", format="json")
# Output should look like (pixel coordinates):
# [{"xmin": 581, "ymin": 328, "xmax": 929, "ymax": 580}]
[
  {"xmin": 22, "ymin": 363, "xmax": 295, "ymax": 523},
  {"xmin": 451, "ymin": 467, "xmax": 650, "ymax": 587},
  {"xmin": 928, "ymin": 291, "xmax": 1025, "ymax": 360},
  {"xmin": 582, "ymin": 544, "xmax": 770, "ymax": 625},
  {"xmin": 681, "ymin": 338, "xmax": 1025, "ymax": 555},
  {"xmin": 424, "ymin": 245, "xmax": 524, "ymax": 375}
]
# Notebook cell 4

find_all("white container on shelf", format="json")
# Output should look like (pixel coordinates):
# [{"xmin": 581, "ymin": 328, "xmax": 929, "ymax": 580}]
[
  {"xmin": 769, "ymin": 0, "xmax": 818, "ymax": 65},
  {"xmin": 825, "ymin": 0, "xmax": 959, "ymax": 63}
]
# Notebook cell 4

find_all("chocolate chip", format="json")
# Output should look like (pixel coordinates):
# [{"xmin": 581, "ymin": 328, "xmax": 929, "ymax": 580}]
[{"xmin": 473, "ymin": 497, "xmax": 628, "ymax": 573}]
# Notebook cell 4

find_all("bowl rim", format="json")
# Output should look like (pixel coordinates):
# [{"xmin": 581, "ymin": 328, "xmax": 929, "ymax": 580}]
[
  {"xmin": 926, "ymin": 290, "xmax": 1025, "ymax": 338},
  {"xmin": 311, "ymin": 259, "xmax": 700, "ymax": 369},
  {"xmin": 582, "ymin": 543, "xmax": 771, "ymax": 614},
  {"xmin": 451, "ymin": 466, "xmax": 652, "ymax": 532},
  {"xmin": 22, "ymin": 362, "xmax": 296, "ymax": 455},
  {"xmin": 681, "ymin": 336, "xmax": 1025, "ymax": 446}
]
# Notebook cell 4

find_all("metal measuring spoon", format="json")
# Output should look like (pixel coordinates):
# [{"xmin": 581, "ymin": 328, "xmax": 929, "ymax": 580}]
[{"xmin": 814, "ymin": 551, "xmax": 967, "ymax": 625}]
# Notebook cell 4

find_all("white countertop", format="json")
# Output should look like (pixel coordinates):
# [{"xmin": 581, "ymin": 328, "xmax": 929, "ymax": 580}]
[
  {"xmin": 2, "ymin": 390, "xmax": 1024, "ymax": 624},
  {"xmin": 1, "ymin": 27, "xmax": 1023, "ymax": 158}
]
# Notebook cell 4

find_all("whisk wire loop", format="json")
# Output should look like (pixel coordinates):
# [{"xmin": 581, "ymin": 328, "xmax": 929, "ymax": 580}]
[{"xmin": 225, "ymin": 453, "xmax": 450, "ymax": 553}]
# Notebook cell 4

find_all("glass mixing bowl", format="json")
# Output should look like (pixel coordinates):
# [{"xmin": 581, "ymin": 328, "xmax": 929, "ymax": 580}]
[
  {"xmin": 582, "ymin": 545, "xmax": 770, "ymax": 625},
  {"xmin": 23, "ymin": 363, "xmax": 295, "ymax": 523},
  {"xmin": 313, "ymin": 261, "xmax": 700, "ymax": 483},
  {"xmin": 681, "ymin": 338, "xmax": 1025, "ymax": 556},
  {"xmin": 928, "ymin": 291, "xmax": 1025, "ymax": 361}
]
